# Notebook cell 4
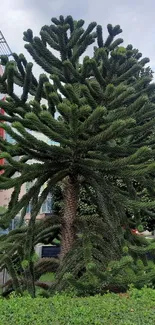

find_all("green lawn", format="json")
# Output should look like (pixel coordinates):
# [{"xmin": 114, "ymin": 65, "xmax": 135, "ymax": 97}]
[
  {"xmin": 0, "ymin": 287, "xmax": 155, "ymax": 324},
  {"xmin": 39, "ymin": 272, "xmax": 55, "ymax": 282}
]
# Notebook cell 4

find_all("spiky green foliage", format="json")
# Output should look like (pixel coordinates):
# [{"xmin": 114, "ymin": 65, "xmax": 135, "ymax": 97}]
[
  {"xmin": 57, "ymin": 253, "xmax": 155, "ymax": 296},
  {"xmin": 0, "ymin": 216, "xmax": 60, "ymax": 296},
  {"xmin": 1, "ymin": 15, "xmax": 155, "ymax": 296},
  {"xmin": 50, "ymin": 203, "xmax": 155, "ymax": 295}
]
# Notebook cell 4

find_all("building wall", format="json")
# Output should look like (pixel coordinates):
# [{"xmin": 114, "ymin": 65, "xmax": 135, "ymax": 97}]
[
  {"xmin": 0, "ymin": 108, "xmax": 4, "ymax": 173},
  {"xmin": 0, "ymin": 182, "xmax": 52, "ymax": 221},
  {"xmin": 0, "ymin": 66, "xmax": 5, "ymax": 173},
  {"xmin": 0, "ymin": 131, "xmax": 52, "ymax": 221},
  {"xmin": 0, "ymin": 65, "xmax": 53, "ymax": 223}
]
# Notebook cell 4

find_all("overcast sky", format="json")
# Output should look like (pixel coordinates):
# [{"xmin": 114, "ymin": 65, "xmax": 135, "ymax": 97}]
[{"xmin": 1, "ymin": 0, "xmax": 155, "ymax": 73}]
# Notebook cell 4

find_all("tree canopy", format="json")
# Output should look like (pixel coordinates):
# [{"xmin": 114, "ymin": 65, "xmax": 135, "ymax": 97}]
[{"xmin": 1, "ymin": 15, "xmax": 155, "ymax": 297}]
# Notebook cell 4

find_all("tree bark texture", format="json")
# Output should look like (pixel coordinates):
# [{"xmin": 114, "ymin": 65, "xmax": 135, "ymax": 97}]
[{"xmin": 60, "ymin": 176, "xmax": 78, "ymax": 261}]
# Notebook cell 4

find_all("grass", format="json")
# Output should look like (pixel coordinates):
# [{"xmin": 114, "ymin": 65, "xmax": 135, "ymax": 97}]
[
  {"xmin": 0, "ymin": 287, "xmax": 155, "ymax": 324},
  {"xmin": 39, "ymin": 272, "xmax": 55, "ymax": 282}
]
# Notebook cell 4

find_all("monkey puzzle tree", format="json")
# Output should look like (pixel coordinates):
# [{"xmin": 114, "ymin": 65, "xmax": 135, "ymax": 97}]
[{"xmin": 1, "ymin": 15, "xmax": 155, "ymax": 296}]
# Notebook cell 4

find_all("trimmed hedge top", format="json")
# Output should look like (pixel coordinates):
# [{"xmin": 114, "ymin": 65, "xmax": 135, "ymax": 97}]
[{"xmin": 0, "ymin": 287, "xmax": 155, "ymax": 324}]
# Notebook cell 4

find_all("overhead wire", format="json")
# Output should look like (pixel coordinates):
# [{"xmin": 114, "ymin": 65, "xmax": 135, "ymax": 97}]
[{"xmin": 0, "ymin": 31, "xmax": 12, "ymax": 56}]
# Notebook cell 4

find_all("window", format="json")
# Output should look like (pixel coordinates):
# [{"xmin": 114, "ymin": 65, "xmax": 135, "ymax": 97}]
[
  {"xmin": 26, "ymin": 195, "xmax": 52, "ymax": 214},
  {"xmin": 40, "ymin": 195, "xmax": 52, "ymax": 213},
  {"xmin": 5, "ymin": 132, "xmax": 15, "ymax": 144},
  {"xmin": 0, "ymin": 228, "xmax": 9, "ymax": 235},
  {"xmin": 26, "ymin": 202, "xmax": 31, "ymax": 214}
]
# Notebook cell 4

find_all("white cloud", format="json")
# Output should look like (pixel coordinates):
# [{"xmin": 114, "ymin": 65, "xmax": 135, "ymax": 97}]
[
  {"xmin": 1, "ymin": 0, "xmax": 155, "ymax": 72},
  {"xmin": 83, "ymin": 0, "xmax": 155, "ymax": 69}
]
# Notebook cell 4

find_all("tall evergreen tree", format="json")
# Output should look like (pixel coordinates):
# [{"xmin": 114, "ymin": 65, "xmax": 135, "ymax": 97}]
[{"xmin": 1, "ymin": 15, "xmax": 155, "ymax": 296}]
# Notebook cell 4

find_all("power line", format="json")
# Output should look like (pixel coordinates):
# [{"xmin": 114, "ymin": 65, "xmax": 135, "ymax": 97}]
[{"xmin": 0, "ymin": 31, "xmax": 12, "ymax": 56}]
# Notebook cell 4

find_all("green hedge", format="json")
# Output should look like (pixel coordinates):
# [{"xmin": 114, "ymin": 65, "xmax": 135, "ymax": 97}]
[{"xmin": 0, "ymin": 287, "xmax": 155, "ymax": 324}]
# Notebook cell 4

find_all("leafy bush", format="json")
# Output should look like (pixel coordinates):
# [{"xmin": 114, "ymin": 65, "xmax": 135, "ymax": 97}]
[{"xmin": 0, "ymin": 287, "xmax": 155, "ymax": 324}]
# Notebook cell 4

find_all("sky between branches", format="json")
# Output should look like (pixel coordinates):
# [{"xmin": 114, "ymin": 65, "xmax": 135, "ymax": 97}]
[{"xmin": 1, "ymin": 0, "xmax": 155, "ymax": 74}]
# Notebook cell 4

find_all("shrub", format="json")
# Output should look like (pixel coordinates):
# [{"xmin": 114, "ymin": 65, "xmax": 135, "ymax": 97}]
[{"xmin": 0, "ymin": 287, "xmax": 155, "ymax": 324}]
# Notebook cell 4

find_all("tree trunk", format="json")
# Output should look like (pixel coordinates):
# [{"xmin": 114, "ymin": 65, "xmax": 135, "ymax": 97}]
[{"xmin": 60, "ymin": 176, "xmax": 78, "ymax": 261}]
